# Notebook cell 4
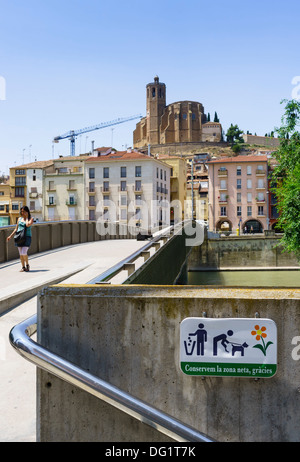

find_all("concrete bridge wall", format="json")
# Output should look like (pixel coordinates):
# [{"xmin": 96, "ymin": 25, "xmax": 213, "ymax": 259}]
[
  {"xmin": 0, "ymin": 221, "xmax": 136, "ymax": 263},
  {"xmin": 37, "ymin": 284, "xmax": 300, "ymax": 442}
]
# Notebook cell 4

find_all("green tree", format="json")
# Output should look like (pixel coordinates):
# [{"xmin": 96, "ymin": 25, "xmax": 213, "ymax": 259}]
[
  {"xmin": 214, "ymin": 111, "xmax": 219, "ymax": 122},
  {"xmin": 271, "ymin": 99, "xmax": 300, "ymax": 256},
  {"xmin": 226, "ymin": 124, "xmax": 244, "ymax": 144}
]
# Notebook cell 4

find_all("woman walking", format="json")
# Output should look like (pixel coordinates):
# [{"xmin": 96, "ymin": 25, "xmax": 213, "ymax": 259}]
[{"xmin": 7, "ymin": 206, "xmax": 34, "ymax": 272}]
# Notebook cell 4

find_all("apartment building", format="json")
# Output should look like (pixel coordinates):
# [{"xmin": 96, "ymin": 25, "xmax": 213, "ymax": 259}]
[
  {"xmin": 9, "ymin": 161, "xmax": 54, "ymax": 223},
  {"xmin": 0, "ymin": 181, "xmax": 12, "ymax": 226},
  {"xmin": 85, "ymin": 149, "xmax": 171, "ymax": 232},
  {"xmin": 156, "ymin": 155, "xmax": 187, "ymax": 223},
  {"xmin": 186, "ymin": 154, "xmax": 210, "ymax": 222},
  {"xmin": 43, "ymin": 156, "xmax": 89, "ymax": 221},
  {"xmin": 208, "ymin": 155, "xmax": 269, "ymax": 234}
]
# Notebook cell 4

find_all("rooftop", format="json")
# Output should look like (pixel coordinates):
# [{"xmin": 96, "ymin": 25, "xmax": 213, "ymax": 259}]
[{"xmin": 208, "ymin": 155, "xmax": 269, "ymax": 164}]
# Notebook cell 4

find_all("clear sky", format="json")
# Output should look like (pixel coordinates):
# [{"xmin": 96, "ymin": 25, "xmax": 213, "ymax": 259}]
[{"xmin": 0, "ymin": 0, "xmax": 299, "ymax": 174}]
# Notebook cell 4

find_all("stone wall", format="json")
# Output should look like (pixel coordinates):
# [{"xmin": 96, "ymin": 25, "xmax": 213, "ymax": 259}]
[{"xmin": 188, "ymin": 236, "xmax": 300, "ymax": 269}]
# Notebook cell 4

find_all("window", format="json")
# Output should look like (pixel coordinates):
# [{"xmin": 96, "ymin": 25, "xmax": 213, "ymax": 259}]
[
  {"xmin": 89, "ymin": 168, "xmax": 95, "ymax": 179},
  {"xmin": 257, "ymin": 192, "xmax": 264, "ymax": 201},
  {"xmin": 48, "ymin": 181, "xmax": 55, "ymax": 190},
  {"xmin": 33, "ymin": 175, "xmax": 36, "ymax": 181},
  {"xmin": 15, "ymin": 187, "xmax": 24, "ymax": 197},
  {"xmin": 15, "ymin": 169, "xmax": 25, "ymax": 175},
  {"xmin": 69, "ymin": 180, "xmax": 75, "ymax": 189},
  {"xmin": 237, "ymin": 179, "xmax": 241, "ymax": 189},
  {"xmin": 15, "ymin": 177, "xmax": 26, "ymax": 185},
  {"xmin": 257, "ymin": 179, "xmax": 264, "ymax": 189},
  {"xmin": 152, "ymin": 87, "xmax": 155, "ymax": 97},
  {"xmin": 247, "ymin": 192, "xmax": 252, "ymax": 202},
  {"xmin": 89, "ymin": 210, "xmax": 95, "ymax": 220},
  {"xmin": 220, "ymin": 179, "xmax": 227, "ymax": 189},
  {"xmin": 156, "ymin": 168, "xmax": 159, "ymax": 179},
  {"xmin": 120, "ymin": 166, "xmax": 126, "ymax": 178},
  {"xmin": 164, "ymin": 170, "xmax": 166, "ymax": 181},
  {"xmin": 69, "ymin": 195, "xmax": 75, "ymax": 205},
  {"xmin": 135, "ymin": 166, "xmax": 142, "ymax": 177},
  {"xmin": 120, "ymin": 181, "xmax": 127, "ymax": 191},
  {"xmin": 258, "ymin": 205, "xmax": 264, "ymax": 216},
  {"xmin": 89, "ymin": 196, "xmax": 95, "ymax": 206},
  {"xmin": 182, "ymin": 113, "xmax": 187, "ymax": 120},
  {"xmin": 220, "ymin": 206, "xmax": 227, "ymax": 216},
  {"xmin": 120, "ymin": 209, "xmax": 127, "ymax": 220},
  {"xmin": 103, "ymin": 181, "xmax": 109, "ymax": 192},
  {"xmin": 49, "ymin": 196, "xmax": 54, "ymax": 205},
  {"xmin": 247, "ymin": 206, "xmax": 252, "ymax": 216},
  {"xmin": 135, "ymin": 194, "xmax": 142, "ymax": 205},
  {"xmin": 237, "ymin": 166, "xmax": 241, "ymax": 175},
  {"xmin": 30, "ymin": 201, "xmax": 35, "ymax": 211},
  {"xmin": 237, "ymin": 193, "xmax": 241, "ymax": 202},
  {"xmin": 247, "ymin": 166, "xmax": 252, "ymax": 175},
  {"xmin": 103, "ymin": 167, "xmax": 109, "ymax": 178},
  {"xmin": 89, "ymin": 182, "xmax": 95, "ymax": 192},
  {"xmin": 220, "ymin": 193, "xmax": 227, "ymax": 202},
  {"xmin": 135, "ymin": 180, "xmax": 142, "ymax": 191},
  {"xmin": 120, "ymin": 195, "xmax": 127, "ymax": 206},
  {"xmin": 237, "ymin": 206, "xmax": 242, "ymax": 216},
  {"xmin": 247, "ymin": 179, "xmax": 252, "ymax": 189},
  {"xmin": 12, "ymin": 203, "xmax": 19, "ymax": 211}
]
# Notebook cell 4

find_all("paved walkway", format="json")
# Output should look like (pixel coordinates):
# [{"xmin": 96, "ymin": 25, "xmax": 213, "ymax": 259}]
[{"xmin": 0, "ymin": 239, "xmax": 146, "ymax": 442}]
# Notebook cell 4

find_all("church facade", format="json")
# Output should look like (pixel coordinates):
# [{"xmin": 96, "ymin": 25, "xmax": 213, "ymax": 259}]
[{"xmin": 133, "ymin": 76, "xmax": 222, "ymax": 149}]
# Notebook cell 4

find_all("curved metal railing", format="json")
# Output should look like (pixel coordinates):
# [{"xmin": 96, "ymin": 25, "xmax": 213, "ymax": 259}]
[
  {"xmin": 9, "ymin": 221, "xmax": 214, "ymax": 442},
  {"xmin": 9, "ymin": 314, "xmax": 213, "ymax": 442}
]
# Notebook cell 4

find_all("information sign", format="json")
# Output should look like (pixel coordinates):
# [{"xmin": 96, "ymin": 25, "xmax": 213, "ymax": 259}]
[{"xmin": 180, "ymin": 317, "xmax": 277, "ymax": 378}]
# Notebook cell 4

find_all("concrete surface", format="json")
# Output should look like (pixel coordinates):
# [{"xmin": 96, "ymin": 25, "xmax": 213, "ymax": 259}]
[
  {"xmin": 0, "ymin": 239, "xmax": 146, "ymax": 442},
  {"xmin": 38, "ymin": 284, "xmax": 300, "ymax": 442}
]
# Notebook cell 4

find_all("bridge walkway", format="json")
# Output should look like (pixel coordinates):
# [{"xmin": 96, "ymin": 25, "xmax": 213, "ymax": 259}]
[{"xmin": 0, "ymin": 239, "xmax": 146, "ymax": 442}]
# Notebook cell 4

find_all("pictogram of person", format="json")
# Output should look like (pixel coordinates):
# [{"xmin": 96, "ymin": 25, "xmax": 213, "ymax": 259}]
[
  {"xmin": 189, "ymin": 323, "xmax": 207, "ymax": 355},
  {"xmin": 213, "ymin": 330, "xmax": 233, "ymax": 356}
]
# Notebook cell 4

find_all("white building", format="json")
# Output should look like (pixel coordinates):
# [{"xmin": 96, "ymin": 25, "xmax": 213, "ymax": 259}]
[{"xmin": 85, "ymin": 149, "xmax": 171, "ymax": 232}]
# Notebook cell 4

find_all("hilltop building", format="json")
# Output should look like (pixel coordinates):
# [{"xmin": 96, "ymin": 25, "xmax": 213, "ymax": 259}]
[{"xmin": 133, "ymin": 76, "xmax": 223, "ymax": 151}]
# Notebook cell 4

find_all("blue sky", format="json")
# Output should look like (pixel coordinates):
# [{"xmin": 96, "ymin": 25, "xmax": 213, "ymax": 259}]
[{"xmin": 0, "ymin": 0, "xmax": 299, "ymax": 174}]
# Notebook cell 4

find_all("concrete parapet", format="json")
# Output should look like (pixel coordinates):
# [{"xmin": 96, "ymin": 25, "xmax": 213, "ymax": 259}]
[
  {"xmin": 0, "ymin": 221, "xmax": 136, "ymax": 264},
  {"xmin": 37, "ymin": 284, "xmax": 300, "ymax": 442}
]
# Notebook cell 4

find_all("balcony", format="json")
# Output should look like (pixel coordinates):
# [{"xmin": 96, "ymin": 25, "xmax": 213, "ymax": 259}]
[
  {"xmin": 29, "ymin": 192, "xmax": 39, "ymax": 198},
  {"xmin": 66, "ymin": 199, "xmax": 77, "ymax": 206},
  {"xmin": 101, "ymin": 186, "xmax": 110, "ymax": 194},
  {"xmin": 256, "ymin": 169, "xmax": 266, "ymax": 176},
  {"xmin": 218, "ymin": 168, "xmax": 228, "ymax": 177}
]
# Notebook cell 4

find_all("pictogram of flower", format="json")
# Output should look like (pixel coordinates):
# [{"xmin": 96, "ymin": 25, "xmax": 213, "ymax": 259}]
[{"xmin": 251, "ymin": 325, "xmax": 273, "ymax": 356}]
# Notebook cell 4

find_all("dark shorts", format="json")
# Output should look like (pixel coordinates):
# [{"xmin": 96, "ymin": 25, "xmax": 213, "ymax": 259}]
[{"xmin": 16, "ymin": 236, "xmax": 32, "ymax": 248}]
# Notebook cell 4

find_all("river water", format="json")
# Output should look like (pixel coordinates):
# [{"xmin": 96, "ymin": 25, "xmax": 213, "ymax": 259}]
[{"xmin": 187, "ymin": 270, "xmax": 300, "ymax": 288}]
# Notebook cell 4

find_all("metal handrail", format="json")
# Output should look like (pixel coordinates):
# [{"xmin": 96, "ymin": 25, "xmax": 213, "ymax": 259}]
[
  {"xmin": 9, "ymin": 314, "xmax": 213, "ymax": 442},
  {"xmin": 87, "ymin": 223, "xmax": 181, "ymax": 284}
]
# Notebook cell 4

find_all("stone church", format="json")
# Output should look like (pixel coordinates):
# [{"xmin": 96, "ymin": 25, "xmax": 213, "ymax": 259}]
[{"xmin": 133, "ymin": 76, "xmax": 222, "ymax": 149}]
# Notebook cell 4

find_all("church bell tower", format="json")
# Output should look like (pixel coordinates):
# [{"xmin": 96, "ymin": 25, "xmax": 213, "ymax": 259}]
[{"xmin": 146, "ymin": 76, "xmax": 166, "ymax": 145}]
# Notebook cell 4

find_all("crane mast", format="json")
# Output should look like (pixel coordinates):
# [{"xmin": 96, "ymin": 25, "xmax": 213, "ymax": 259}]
[{"xmin": 53, "ymin": 114, "xmax": 142, "ymax": 156}]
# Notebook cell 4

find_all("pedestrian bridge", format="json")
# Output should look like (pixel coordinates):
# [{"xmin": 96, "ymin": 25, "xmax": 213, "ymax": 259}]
[{"xmin": 4, "ymin": 221, "xmax": 300, "ymax": 442}]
